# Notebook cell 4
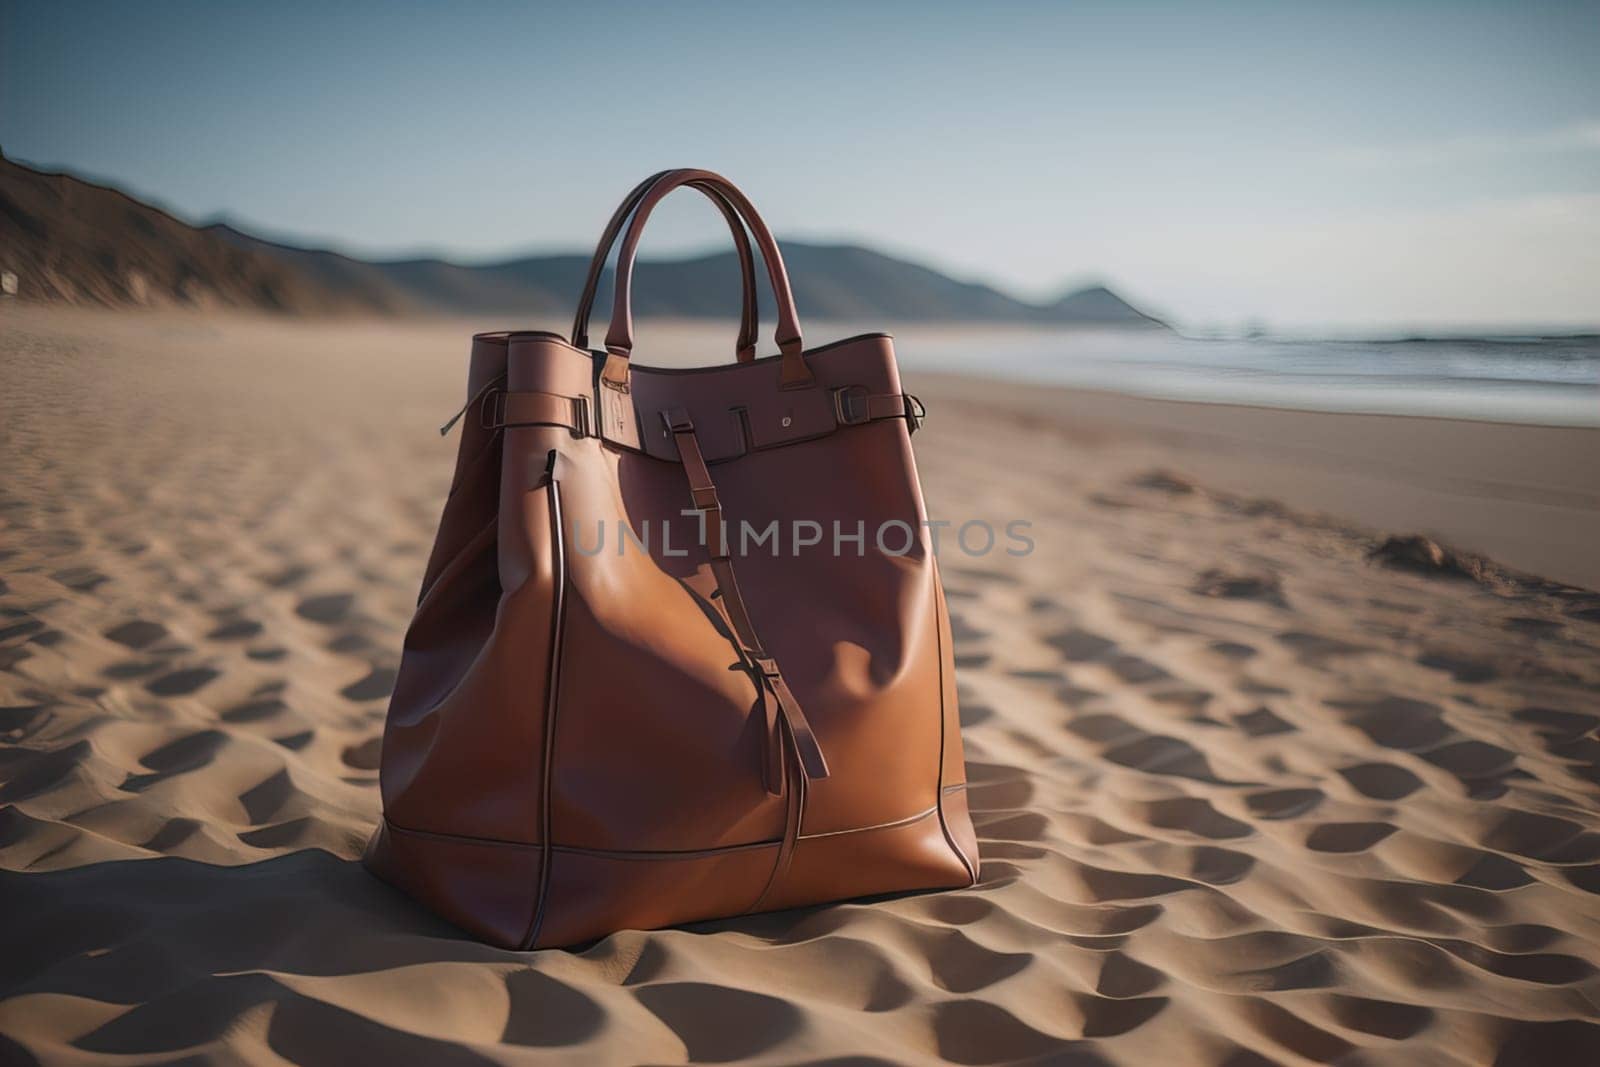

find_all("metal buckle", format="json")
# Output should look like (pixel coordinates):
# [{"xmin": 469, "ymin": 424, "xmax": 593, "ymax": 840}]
[
  {"xmin": 833, "ymin": 386, "xmax": 870, "ymax": 426},
  {"xmin": 478, "ymin": 390, "xmax": 590, "ymax": 437}
]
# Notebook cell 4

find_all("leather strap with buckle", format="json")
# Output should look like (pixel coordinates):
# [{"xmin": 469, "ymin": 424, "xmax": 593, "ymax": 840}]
[
  {"xmin": 661, "ymin": 406, "xmax": 831, "ymax": 910},
  {"xmin": 479, "ymin": 389, "xmax": 590, "ymax": 437},
  {"xmin": 833, "ymin": 387, "xmax": 925, "ymax": 433}
]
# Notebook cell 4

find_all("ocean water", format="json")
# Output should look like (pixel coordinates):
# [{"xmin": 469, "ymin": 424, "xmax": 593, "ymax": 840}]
[{"xmin": 893, "ymin": 329, "xmax": 1600, "ymax": 427}]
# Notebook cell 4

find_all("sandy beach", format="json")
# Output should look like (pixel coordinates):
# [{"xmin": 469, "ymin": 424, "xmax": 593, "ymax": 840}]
[{"xmin": 3, "ymin": 307, "xmax": 1599, "ymax": 1065}]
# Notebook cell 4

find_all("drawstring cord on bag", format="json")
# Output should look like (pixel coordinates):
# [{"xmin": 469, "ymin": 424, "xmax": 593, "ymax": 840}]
[{"xmin": 438, "ymin": 374, "xmax": 506, "ymax": 437}]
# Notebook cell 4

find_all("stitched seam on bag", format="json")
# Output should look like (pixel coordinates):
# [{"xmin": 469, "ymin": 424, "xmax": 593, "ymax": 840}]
[
  {"xmin": 382, "ymin": 804, "xmax": 940, "ymax": 859},
  {"xmin": 930, "ymin": 560, "xmax": 978, "ymax": 885},
  {"xmin": 520, "ymin": 468, "xmax": 568, "ymax": 950}
]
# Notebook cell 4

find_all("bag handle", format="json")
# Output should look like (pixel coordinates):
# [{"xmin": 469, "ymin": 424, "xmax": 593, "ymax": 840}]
[
  {"xmin": 602, "ymin": 170, "xmax": 813, "ymax": 391},
  {"xmin": 571, "ymin": 170, "xmax": 761, "ymax": 362}
]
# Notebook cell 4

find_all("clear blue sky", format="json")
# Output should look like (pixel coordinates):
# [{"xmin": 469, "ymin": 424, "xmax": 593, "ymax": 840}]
[{"xmin": 3, "ymin": 1, "xmax": 1597, "ymax": 330}]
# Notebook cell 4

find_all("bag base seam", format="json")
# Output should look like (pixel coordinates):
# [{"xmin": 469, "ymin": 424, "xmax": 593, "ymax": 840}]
[{"xmin": 381, "ymin": 795, "xmax": 961, "ymax": 860}]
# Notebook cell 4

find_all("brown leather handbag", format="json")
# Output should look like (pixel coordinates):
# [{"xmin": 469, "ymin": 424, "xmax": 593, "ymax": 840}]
[{"xmin": 365, "ymin": 169, "xmax": 979, "ymax": 949}]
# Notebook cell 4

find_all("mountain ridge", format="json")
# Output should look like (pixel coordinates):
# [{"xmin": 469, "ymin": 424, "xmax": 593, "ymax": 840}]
[{"xmin": 1, "ymin": 153, "xmax": 1167, "ymax": 328}]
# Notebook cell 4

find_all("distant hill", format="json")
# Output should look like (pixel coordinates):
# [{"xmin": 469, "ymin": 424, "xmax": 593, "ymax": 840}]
[
  {"xmin": 0, "ymin": 152, "xmax": 371, "ymax": 313},
  {"xmin": 0, "ymin": 154, "xmax": 1167, "ymax": 328}
]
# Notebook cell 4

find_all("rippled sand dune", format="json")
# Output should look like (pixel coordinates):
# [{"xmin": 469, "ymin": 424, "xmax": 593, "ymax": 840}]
[{"xmin": 3, "ymin": 309, "xmax": 1599, "ymax": 1065}]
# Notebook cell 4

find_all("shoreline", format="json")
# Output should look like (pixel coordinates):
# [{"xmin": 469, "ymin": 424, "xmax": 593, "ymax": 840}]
[
  {"xmin": 907, "ymin": 370, "xmax": 1600, "ymax": 592},
  {"xmin": 5, "ymin": 303, "xmax": 1596, "ymax": 421}
]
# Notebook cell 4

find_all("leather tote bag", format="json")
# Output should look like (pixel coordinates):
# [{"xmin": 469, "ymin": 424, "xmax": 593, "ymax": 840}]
[{"xmin": 365, "ymin": 169, "xmax": 980, "ymax": 949}]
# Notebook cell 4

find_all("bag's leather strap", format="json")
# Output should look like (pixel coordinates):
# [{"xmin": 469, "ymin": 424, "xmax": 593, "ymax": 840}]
[
  {"xmin": 668, "ymin": 404, "xmax": 832, "ymax": 812},
  {"xmin": 480, "ymin": 389, "xmax": 590, "ymax": 436},
  {"xmin": 662, "ymin": 406, "xmax": 829, "ymax": 906},
  {"xmin": 605, "ymin": 171, "xmax": 812, "ymax": 392},
  {"xmin": 833, "ymin": 388, "xmax": 926, "ymax": 434},
  {"xmin": 476, "ymin": 388, "xmax": 923, "ymax": 440},
  {"xmin": 572, "ymin": 170, "xmax": 761, "ymax": 362}
]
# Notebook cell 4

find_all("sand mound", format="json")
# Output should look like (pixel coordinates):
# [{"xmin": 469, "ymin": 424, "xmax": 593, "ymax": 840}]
[{"xmin": 1369, "ymin": 534, "xmax": 1505, "ymax": 587}]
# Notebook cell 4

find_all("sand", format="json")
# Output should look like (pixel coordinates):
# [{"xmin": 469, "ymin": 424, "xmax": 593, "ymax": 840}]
[{"xmin": 3, "ymin": 307, "xmax": 1599, "ymax": 1065}]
